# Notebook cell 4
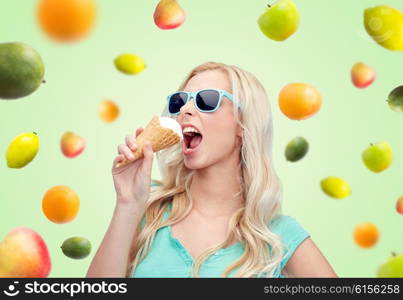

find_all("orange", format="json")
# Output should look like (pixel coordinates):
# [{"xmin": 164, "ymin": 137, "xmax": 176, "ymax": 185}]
[
  {"xmin": 37, "ymin": 0, "xmax": 97, "ymax": 42},
  {"xmin": 278, "ymin": 83, "xmax": 322, "ymax": 120},
  {"xmin": 353, "ymin": 222, "xmax": 379, "ymax": 248},
  {"xmin": 99, "ymin": 100, "xmax": 119, "ymax": 123},
  {"xmin": 42, "ymin": 185, "xmax": 80, "ymax": 224}
]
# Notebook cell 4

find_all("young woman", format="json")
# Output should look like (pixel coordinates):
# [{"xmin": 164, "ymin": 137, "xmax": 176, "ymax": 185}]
[{"xmin": 86, "ymin": 62, "xmax": 338, "ymax": 278}]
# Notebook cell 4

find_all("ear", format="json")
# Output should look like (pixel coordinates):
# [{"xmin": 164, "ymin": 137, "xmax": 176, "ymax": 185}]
[
  {"xmin": 236, "ymin": 124, "xmax": 243, "ymax": 149},
  {"xmin": 236, "ymin": 123, "xmax": 243, "ymax": 138}
]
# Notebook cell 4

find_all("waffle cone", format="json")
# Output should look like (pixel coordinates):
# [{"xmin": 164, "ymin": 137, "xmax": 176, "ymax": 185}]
[{"xmin": 116, "ymin": 116, "xmax": 180, "ymax": 167}]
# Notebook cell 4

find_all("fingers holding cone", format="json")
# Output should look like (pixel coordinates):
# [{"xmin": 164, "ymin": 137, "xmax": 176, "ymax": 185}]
[
  {"xmin": 115, "ymin": 130, "xmax": 148, "ymax": 168},
  {"xmin": 125, "ymin": 127, "xmax": 143, "ymax": 152},
  {"xmin": 140, "ymin": 142, "xmax": 154, "ymax": 178},
  {"xmin": 114, "ymin": 127, "xmax": 144, "ymax": 168},
  {"xmin": 112, "ymin": 154, "xmax": 124, "ymax": 170},
  {"xmin": 114, "ymin": 115, "xmax": 182, "ymax": 168},
  {"xmin": 136, "ymin": 127, "xmax": 144, "ymax": 137}
]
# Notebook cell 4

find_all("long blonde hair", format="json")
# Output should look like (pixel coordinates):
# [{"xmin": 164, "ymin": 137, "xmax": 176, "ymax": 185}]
[{"xmin": 126, "ymin": 62, "xmax": 285, "ymax": 277}]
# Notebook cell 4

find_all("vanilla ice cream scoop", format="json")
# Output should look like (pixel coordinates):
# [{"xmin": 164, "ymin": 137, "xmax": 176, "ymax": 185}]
[
  {"xmin": 115, "ymin": 115, "xmax": 182, "ymax": 168},
  {"xmin": 159, "ymin": 117, "xmax": 183, "ymax": 141}
]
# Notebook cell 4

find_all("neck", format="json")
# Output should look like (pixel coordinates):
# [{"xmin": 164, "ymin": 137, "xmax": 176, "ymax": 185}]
[{"xmin": 189, "ymin": 152, "xmax": 244, "ymax": 219}]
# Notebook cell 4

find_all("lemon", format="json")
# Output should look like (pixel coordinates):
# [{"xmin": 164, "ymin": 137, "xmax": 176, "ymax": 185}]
[
  {"xmin": 114, "ymin": 53, "xmax": 146, "ymax": 75},
  {"xmin": 320, "ymin": 176, "xmax": 351, "ymax": 199},
  {"xmin": 6, "ymin": 132, "xmax": 40, "ymax": 168}
]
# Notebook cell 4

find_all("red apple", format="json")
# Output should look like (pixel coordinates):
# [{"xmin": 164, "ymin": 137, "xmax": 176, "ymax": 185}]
[
  {"xmin": 153, "ymin": 0, "xmax": 186, "ymax": 30},
  {"xmin": 396, "ymin": 196, "xmax": 403, "ymax": 215},
  {"xmin": 0, "ymin": 227, "xmax": 51, "ymax": 277},
  {"xmin": 351, "ymin": 62, "xmax": 376, "ymax": 88},
  {"xmin": 61, "ymin": 131, "xmax": 85, "ymax": 158}
]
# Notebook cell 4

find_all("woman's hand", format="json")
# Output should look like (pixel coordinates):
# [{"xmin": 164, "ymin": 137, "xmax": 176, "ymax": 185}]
[{"xmin": 112, "ymin": 128, "xmax": 154, "ymax": 206}]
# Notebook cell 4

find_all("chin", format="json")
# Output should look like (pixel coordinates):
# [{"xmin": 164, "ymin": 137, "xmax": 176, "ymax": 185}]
[{"xmin": 183, "ymin": 159, "xmax": 205, "ymax": 170}]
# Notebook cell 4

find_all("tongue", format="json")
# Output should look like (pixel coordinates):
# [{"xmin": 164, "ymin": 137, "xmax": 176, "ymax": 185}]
[{"xmin": 190, "ymin": 135, "xmax": 202, "ymax": 149}]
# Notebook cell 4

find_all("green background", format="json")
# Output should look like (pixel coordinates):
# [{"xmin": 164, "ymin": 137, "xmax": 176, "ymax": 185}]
[{"xmin": 1, "ymin": 0, "xmax": 402, "ymax": 277}]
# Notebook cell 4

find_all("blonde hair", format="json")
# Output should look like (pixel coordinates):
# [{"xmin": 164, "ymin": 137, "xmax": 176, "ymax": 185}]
[{"xmin": 126, "ymin": 62, "xmax": 285, "ymax": 277}]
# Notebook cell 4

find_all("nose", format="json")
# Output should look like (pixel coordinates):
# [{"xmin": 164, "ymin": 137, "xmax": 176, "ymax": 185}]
[{"xmin": 179, "ymin": 96, "xmax": 196, "ymax": 116}]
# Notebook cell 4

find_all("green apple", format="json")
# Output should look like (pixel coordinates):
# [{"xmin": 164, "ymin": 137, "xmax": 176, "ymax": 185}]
[
  {"xmin": 362, "ymin": 141, "xmax": 393, "ymax": 173},
  {"xmin": 377, "ymin": 252, "xmax": 403, "ymax": 277},
  {"xmin": 258, "ymin": 0, "xmax": 300, "ymax": 41}
]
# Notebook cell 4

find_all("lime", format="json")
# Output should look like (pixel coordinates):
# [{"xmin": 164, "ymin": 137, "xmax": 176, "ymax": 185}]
[
  {"xmin": 61, "ymin": 237, "xmax": 91, "ymax": 259},
  {"xmin": 285, "ymin": 136, "xmax": 308, "ymax": 162},
  {"xmin": 387, "ymin": 85, "xmax": 403, "ymax": 112}
]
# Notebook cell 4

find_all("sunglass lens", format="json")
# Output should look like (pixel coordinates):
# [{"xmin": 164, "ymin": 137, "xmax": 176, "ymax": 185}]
[
  {"xmin": 196, "ymin": 90, "xmax": 220, "ymax": 111},
  {"xmin": 169, "ymin": 92, "xmax": 187, "ymax": 114}
]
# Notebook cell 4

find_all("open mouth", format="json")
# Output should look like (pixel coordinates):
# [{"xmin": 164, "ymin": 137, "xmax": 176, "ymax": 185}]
[{"xmin": 183, "ymin": 131, "xmax": 203, "ymax": 151}]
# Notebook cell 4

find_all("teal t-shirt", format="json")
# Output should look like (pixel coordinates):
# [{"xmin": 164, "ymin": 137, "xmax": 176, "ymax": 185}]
[{"xmin": 131, "ymin": 200, "xmax": 310, "ymax": 278}]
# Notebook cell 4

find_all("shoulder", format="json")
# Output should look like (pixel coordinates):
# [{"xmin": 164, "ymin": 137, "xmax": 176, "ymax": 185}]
[
  {"xmin": 269, "ymin": 214, "xmax": 311, "ymax": 270},
  {"xmin": 269, "ymin": 214, "xmax": 308, "ymax": 237}
]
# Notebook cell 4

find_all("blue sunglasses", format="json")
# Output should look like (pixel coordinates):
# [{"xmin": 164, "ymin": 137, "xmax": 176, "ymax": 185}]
[{"xmin": 166, "ymin": 89, "xmax": 241, "ymax": 115}]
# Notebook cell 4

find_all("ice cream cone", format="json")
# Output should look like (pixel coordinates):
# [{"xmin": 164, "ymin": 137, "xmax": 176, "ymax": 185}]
[{"xmin": 116, "ymin": 116, "xmax": 182, "ymax": 168}]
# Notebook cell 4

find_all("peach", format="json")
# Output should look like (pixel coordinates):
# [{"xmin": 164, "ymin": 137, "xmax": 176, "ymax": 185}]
[
  {"xmin": 0, "ymin": 227, "xmax": 51, "ymax": 277},
  {"xmin": 60, "ymin": 131, "xmax": 85, "ymax": 158},
  {"xmin": 351, "ymin": 62, "xmax": 376, "ymax": 88},
  {"xmin": 153, "ymin": 0, "xmax": 186, "ymax": 30},
  {"xmin": 396, "ymin": 196, "xmax": 403, "ymax": 215}
]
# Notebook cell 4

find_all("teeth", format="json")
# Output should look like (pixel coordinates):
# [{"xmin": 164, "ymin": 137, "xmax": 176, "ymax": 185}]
[{"xmin": 183, "ymin": 127, "xmax": 200, "ymax": 134}]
